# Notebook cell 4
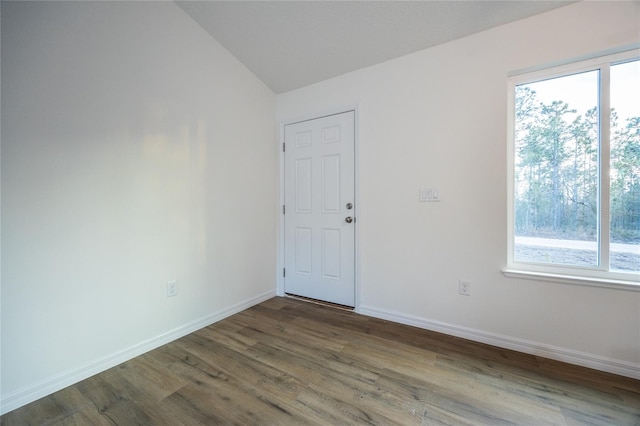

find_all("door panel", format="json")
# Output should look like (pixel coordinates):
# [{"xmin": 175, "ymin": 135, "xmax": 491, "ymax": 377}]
[
  {"xmin": 284, "ymin": 111, "xmax": 355, "ymax": 306},
  {"xmin": 321, "ymin": 228, "xmax": 341, "ymax": 279},
  {"xmin": 295, "ymin": 228, "xmax": 313, "ymax": 275},
  {"xmin": 321, "ymin": 154, "xmax": 340, "ymax": 213},
  {"xmin": 295, "ymin": 158, "xmax": 312, "ymax": 213}
]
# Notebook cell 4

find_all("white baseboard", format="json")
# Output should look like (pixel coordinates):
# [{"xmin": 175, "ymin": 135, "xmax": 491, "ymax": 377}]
[
  {"xmin": 357, "ymin": 304, "xmax": 640, "ymax": 380},
  {"xmin": 0, "ymin": 290, "xmax": 276, "ymax": 415}
]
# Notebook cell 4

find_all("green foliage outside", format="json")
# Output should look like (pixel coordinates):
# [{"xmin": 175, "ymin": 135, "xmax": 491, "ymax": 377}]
[{"xmin": 515, "ymin": 86, "xmax": 640, "ymax": 243}]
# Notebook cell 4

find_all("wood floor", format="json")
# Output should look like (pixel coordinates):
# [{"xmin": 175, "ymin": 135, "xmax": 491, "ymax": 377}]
[{"xmin": 2, "ymin": 297, "xmax": 639, "ymax": 425}]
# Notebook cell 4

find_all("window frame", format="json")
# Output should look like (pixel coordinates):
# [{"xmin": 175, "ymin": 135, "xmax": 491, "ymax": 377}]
[{"xmin": 506, "ymin": 48, "xmax": 640, "ymax": 289}]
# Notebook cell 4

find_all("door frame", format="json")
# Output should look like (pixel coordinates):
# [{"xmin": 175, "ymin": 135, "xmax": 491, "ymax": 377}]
[{"xmin": 277, "ymin": 105, "xmax": 360, "ymax": 310}]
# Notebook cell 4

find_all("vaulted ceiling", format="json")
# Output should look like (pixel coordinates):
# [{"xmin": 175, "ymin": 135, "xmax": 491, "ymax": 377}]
[{"xmin": 176, "ymin": 1, "xmax": 574, "ymax": 93}]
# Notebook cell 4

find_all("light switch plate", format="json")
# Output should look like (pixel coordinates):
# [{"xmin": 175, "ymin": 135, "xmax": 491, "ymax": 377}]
[{"xmin": 419, "ymin": 188, "xmax": 440, "ymax": 202}]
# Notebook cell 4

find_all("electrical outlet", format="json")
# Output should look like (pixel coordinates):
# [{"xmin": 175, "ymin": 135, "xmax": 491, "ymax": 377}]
[
  {"xmin": 167, "ymin": 281, "xmax": 178, "ymax": 297},
  {"xmin": 459, "ymin": 280, "xmax": 471, "ymax": 296}
]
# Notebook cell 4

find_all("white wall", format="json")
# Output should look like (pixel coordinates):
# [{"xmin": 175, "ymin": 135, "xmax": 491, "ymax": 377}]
[
  {"xmin": 277, "ymin": 1, "xmax": 640, "ymax": 376},
  {"xmin": 1, "ymin": 1, "xmax": 276, "ymax": 412}
]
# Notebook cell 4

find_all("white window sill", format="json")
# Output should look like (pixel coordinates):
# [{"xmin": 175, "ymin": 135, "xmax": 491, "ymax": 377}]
[{"xmin": 502, "ymin": 269, "xmax": 640, "ymax": 292}]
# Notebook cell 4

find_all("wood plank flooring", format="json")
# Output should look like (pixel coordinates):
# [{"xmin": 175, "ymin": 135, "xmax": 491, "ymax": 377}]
[{"xmin": 2, "ymin": 296, "xmax": 639, "ymax": 425}]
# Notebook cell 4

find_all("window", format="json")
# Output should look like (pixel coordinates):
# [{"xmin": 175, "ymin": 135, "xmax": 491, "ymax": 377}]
[{"xmin": 507, "ymin": 50, "xmax": 640, "ymax": 286}]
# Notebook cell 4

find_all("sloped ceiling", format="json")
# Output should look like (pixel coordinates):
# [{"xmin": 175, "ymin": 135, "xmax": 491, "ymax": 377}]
[{"xmin": 176, "ymin": 1, "xmax": 574, "ymax": 93}]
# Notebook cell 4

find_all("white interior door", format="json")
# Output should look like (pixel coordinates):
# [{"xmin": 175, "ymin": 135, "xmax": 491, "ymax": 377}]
[{"xmin": 284, "ymin": 111, "xmax": 355, "ymax": 307}]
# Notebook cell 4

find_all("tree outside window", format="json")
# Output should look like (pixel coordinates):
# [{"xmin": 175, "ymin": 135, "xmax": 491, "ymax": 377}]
[{"xmin": 510, "ymin": 56, "xmax": 639, "ymax": 278}]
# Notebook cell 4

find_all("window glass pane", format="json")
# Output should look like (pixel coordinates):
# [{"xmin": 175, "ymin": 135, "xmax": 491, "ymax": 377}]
[
  {"xmin": 514, "ymin": 71, "xmax": 599, "ymax": 267},
  {"xmin": 610, "ymin": 60, "xmax": 640, "ymax": 273}
]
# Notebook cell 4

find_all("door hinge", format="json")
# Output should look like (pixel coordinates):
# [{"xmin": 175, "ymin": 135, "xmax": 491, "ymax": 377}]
[
  {"xmin": 282, "ymin": 205, "xmax": 285, "ymax": 215},
  {"xmin": 282, "ymin": 142, "xmax": 285, "ymax": 152},
  {"xmin": 283, "ymin": 268, "xmax": 286, "ymax": 277}
]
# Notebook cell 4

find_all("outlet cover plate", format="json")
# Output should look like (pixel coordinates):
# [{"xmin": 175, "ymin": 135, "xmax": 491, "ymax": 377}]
[
  {"xmin": 459, "ymin": 280, "xmax": 471, "ymax": 296},
  {"xmin": 167, "ymin": 281, "xmax": 178, "ymax": 297}
]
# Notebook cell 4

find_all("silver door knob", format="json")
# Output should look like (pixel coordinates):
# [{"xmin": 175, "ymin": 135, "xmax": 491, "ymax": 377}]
[{"xmin": 345, "ymin": 217, "xmax": 353, "ymax": 223}]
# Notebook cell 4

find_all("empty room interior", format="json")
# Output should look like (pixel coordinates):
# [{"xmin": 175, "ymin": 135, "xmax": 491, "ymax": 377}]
[{"xmin": 1, "ymin": 0, "xmax": 639, "ymax": 424}]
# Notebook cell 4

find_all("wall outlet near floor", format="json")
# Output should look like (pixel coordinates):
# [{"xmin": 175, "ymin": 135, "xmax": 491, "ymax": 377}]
[
  {"xmin": 459, "ymin": 280, "xmax": 471, "ymax": 296},
  {"xmin": 167, "ymin": 280, "xmax": 178, "ymax": 297}
]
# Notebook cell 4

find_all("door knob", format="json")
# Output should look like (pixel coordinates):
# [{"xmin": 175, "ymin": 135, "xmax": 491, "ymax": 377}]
[
  {"xmin": 345, "ymin": 217, "xmax": 353, "ymax": 223},
  {"xmin": 346, "ymin": 203, "xmax": 353, "ymax": 210}
]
